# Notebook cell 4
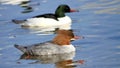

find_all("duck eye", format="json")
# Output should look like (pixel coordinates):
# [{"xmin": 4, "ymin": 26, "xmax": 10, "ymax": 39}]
[
  {"xmin": 64, "ymin": 6, "xmax": 70, "ymax": 12},
  {"xmin": 57, "ymin": 6, "xmax": 60, "ymax": 9}
]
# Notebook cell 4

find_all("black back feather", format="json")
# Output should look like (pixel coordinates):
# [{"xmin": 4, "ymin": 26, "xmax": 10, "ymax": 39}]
[{"xmin": 33, "ymin": 14, "xmax": 59, "ymax": 21}]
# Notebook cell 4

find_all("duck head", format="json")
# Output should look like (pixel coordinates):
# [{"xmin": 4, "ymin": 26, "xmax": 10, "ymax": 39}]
[
  {"xmin": 55, "ymin": 4, "xmax": 78, "ymax": 17},
  {"xmin": 52, "ymin": 30, "xmax": 79, "ymax": 45}
]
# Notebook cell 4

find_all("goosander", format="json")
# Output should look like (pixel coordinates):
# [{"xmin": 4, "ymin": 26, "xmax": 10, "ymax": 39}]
[
  {"xmin": 14, "ymin": 30, "xmax": 79, "ymax": 55},
  {"xmin": 12, "ymin": 4, "xmax": 78, "ymax": 30}
]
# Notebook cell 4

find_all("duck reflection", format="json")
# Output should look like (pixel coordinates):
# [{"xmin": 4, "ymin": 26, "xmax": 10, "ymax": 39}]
[
  {"xmin": 23, "ymin": 27, "xmax": 59, "ymax": 34},
  {"xmin": 19, "ymin": 52, "xmax": 84, "ymax": 68},
  {"xmin": 0, "ymin": 0, "xmax": 29, "ymax": 5},
  {"xmin": 0, "ymin": 0, "xmax": 40, "ymax": 13},
  {"xmin": 19, "ymin": 1, "xmax": 33, "ymax": 13},
  {"xmin": 20, "ymin": 52, "xmax": 75, "ymax": 64}
]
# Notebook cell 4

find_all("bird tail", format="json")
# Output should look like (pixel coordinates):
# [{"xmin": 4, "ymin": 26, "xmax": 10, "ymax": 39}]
[
  {"xmin": 14, "ymin": 44, "xmax": 27, "ymax": 53},
  {"xmin": 12, "ymin": 19, "xmax": 25, "ymax": 24}
]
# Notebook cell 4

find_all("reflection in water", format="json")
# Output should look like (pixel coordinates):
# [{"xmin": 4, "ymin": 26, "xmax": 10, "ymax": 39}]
[
  {"xmin": 0, "ymin": 0, "xmax": 40, "ymax": 13},
  {"xmin": 23, "ymin": 27, "xmax": 58, "ymax": 34},
  {"xmin": 0, "ymin": 0, "xmax": 119, "ymax": 68},
  {"xmin": 20, "ymin": 1, "xmax": 40, "ymax": 13},
  {"xmin": 20, "ymin": 52, "xmax": 75, "ymax": 64},
  {"xmin": 55, "ymin": 60, "xmax": 84, "ymax": 68},
  {"xmin": 0, "ymin": 0, "xmax": 29, "ymax": 5},
  {"xmin": 19, "ymin": 1, "xmax": 33, "ymax": 13},
  {"xmin": 19, "ymin": 52, "xmax": 84, "ymax": 68},
  {"xmin": 79, "ymin": 0, "xmax": 120, "ymax": 14},
  {"xmin": 22, "ymin": 27, "xmax": 63, "ymax": 34}
]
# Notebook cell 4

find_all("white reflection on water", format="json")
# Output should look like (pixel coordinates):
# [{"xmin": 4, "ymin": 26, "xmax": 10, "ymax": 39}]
[
  {"xmin": 19, "ymin": 52, "xmax": 75, "ymax": 64},
  {"xmin": 17, "ymin": 52, "xmax": 84, "ymax": 67},
  {"xmin": 0, "ymin": 0, "xmax": 29, "ymax": 5},
  {"xmin": 0, "ymin": 0, "xmax": 40, "ymax": 13}
]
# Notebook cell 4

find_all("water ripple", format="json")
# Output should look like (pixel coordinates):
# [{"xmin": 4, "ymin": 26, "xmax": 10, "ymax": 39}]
[{"xmin": 79, "ymin": 0, "xmax": 120, "ymax": 14}]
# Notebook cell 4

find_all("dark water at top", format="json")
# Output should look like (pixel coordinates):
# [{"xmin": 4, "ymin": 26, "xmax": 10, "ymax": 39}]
[{"xmin": 0, "ymin": 0, "xmax": 120, "ymax": 68}]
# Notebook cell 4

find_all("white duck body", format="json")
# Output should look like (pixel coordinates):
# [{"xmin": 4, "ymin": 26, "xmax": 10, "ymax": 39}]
[
  {"xmin": 12, "ymin": 4, "xmax": 78, "ymax": 31},
  {"xmin": 15, "ymin": 41, "xmax": 75, "ymax": 55},
  {"xmin": 21, "ymin": 16, "xmax": 72, "ymax": 30}
]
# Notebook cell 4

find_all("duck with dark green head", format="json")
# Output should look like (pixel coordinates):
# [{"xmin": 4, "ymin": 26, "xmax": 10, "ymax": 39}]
[{"xmin": 12, "ymin": 4, "xmax": 78, "ymax": 31}]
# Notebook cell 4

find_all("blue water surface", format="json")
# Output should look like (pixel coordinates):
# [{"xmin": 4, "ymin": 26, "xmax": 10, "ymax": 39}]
[{"xmin": 0, "ymin": 0, "xmax": 120, "ymax": 68}]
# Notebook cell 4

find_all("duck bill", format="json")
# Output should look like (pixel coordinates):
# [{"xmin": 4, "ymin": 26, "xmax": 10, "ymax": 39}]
[
  {"xmin": 71, "ymin": 36, "xmax": 80, "ymax": 41},
  {"xmin": 74, "ymin": 36, "xmax": 80, "ymax": 39},
  {"xmin": 70, "ymin": 9, "xmax": 79, "ymax": 12}
]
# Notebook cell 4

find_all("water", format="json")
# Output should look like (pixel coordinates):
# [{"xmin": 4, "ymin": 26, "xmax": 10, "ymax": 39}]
[{"xmin": 0, "ymin": 0, "xmax": 120, "ymax": 68}]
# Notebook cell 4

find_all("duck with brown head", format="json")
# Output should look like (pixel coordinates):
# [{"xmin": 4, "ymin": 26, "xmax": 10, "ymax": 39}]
[
  {"xmin": 53, "ymin": 30, "xmax": 75, "ymax": 45},
  {"xmin": 14, "ymin": 30, "xmax": 79, "ymax": 55}
]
